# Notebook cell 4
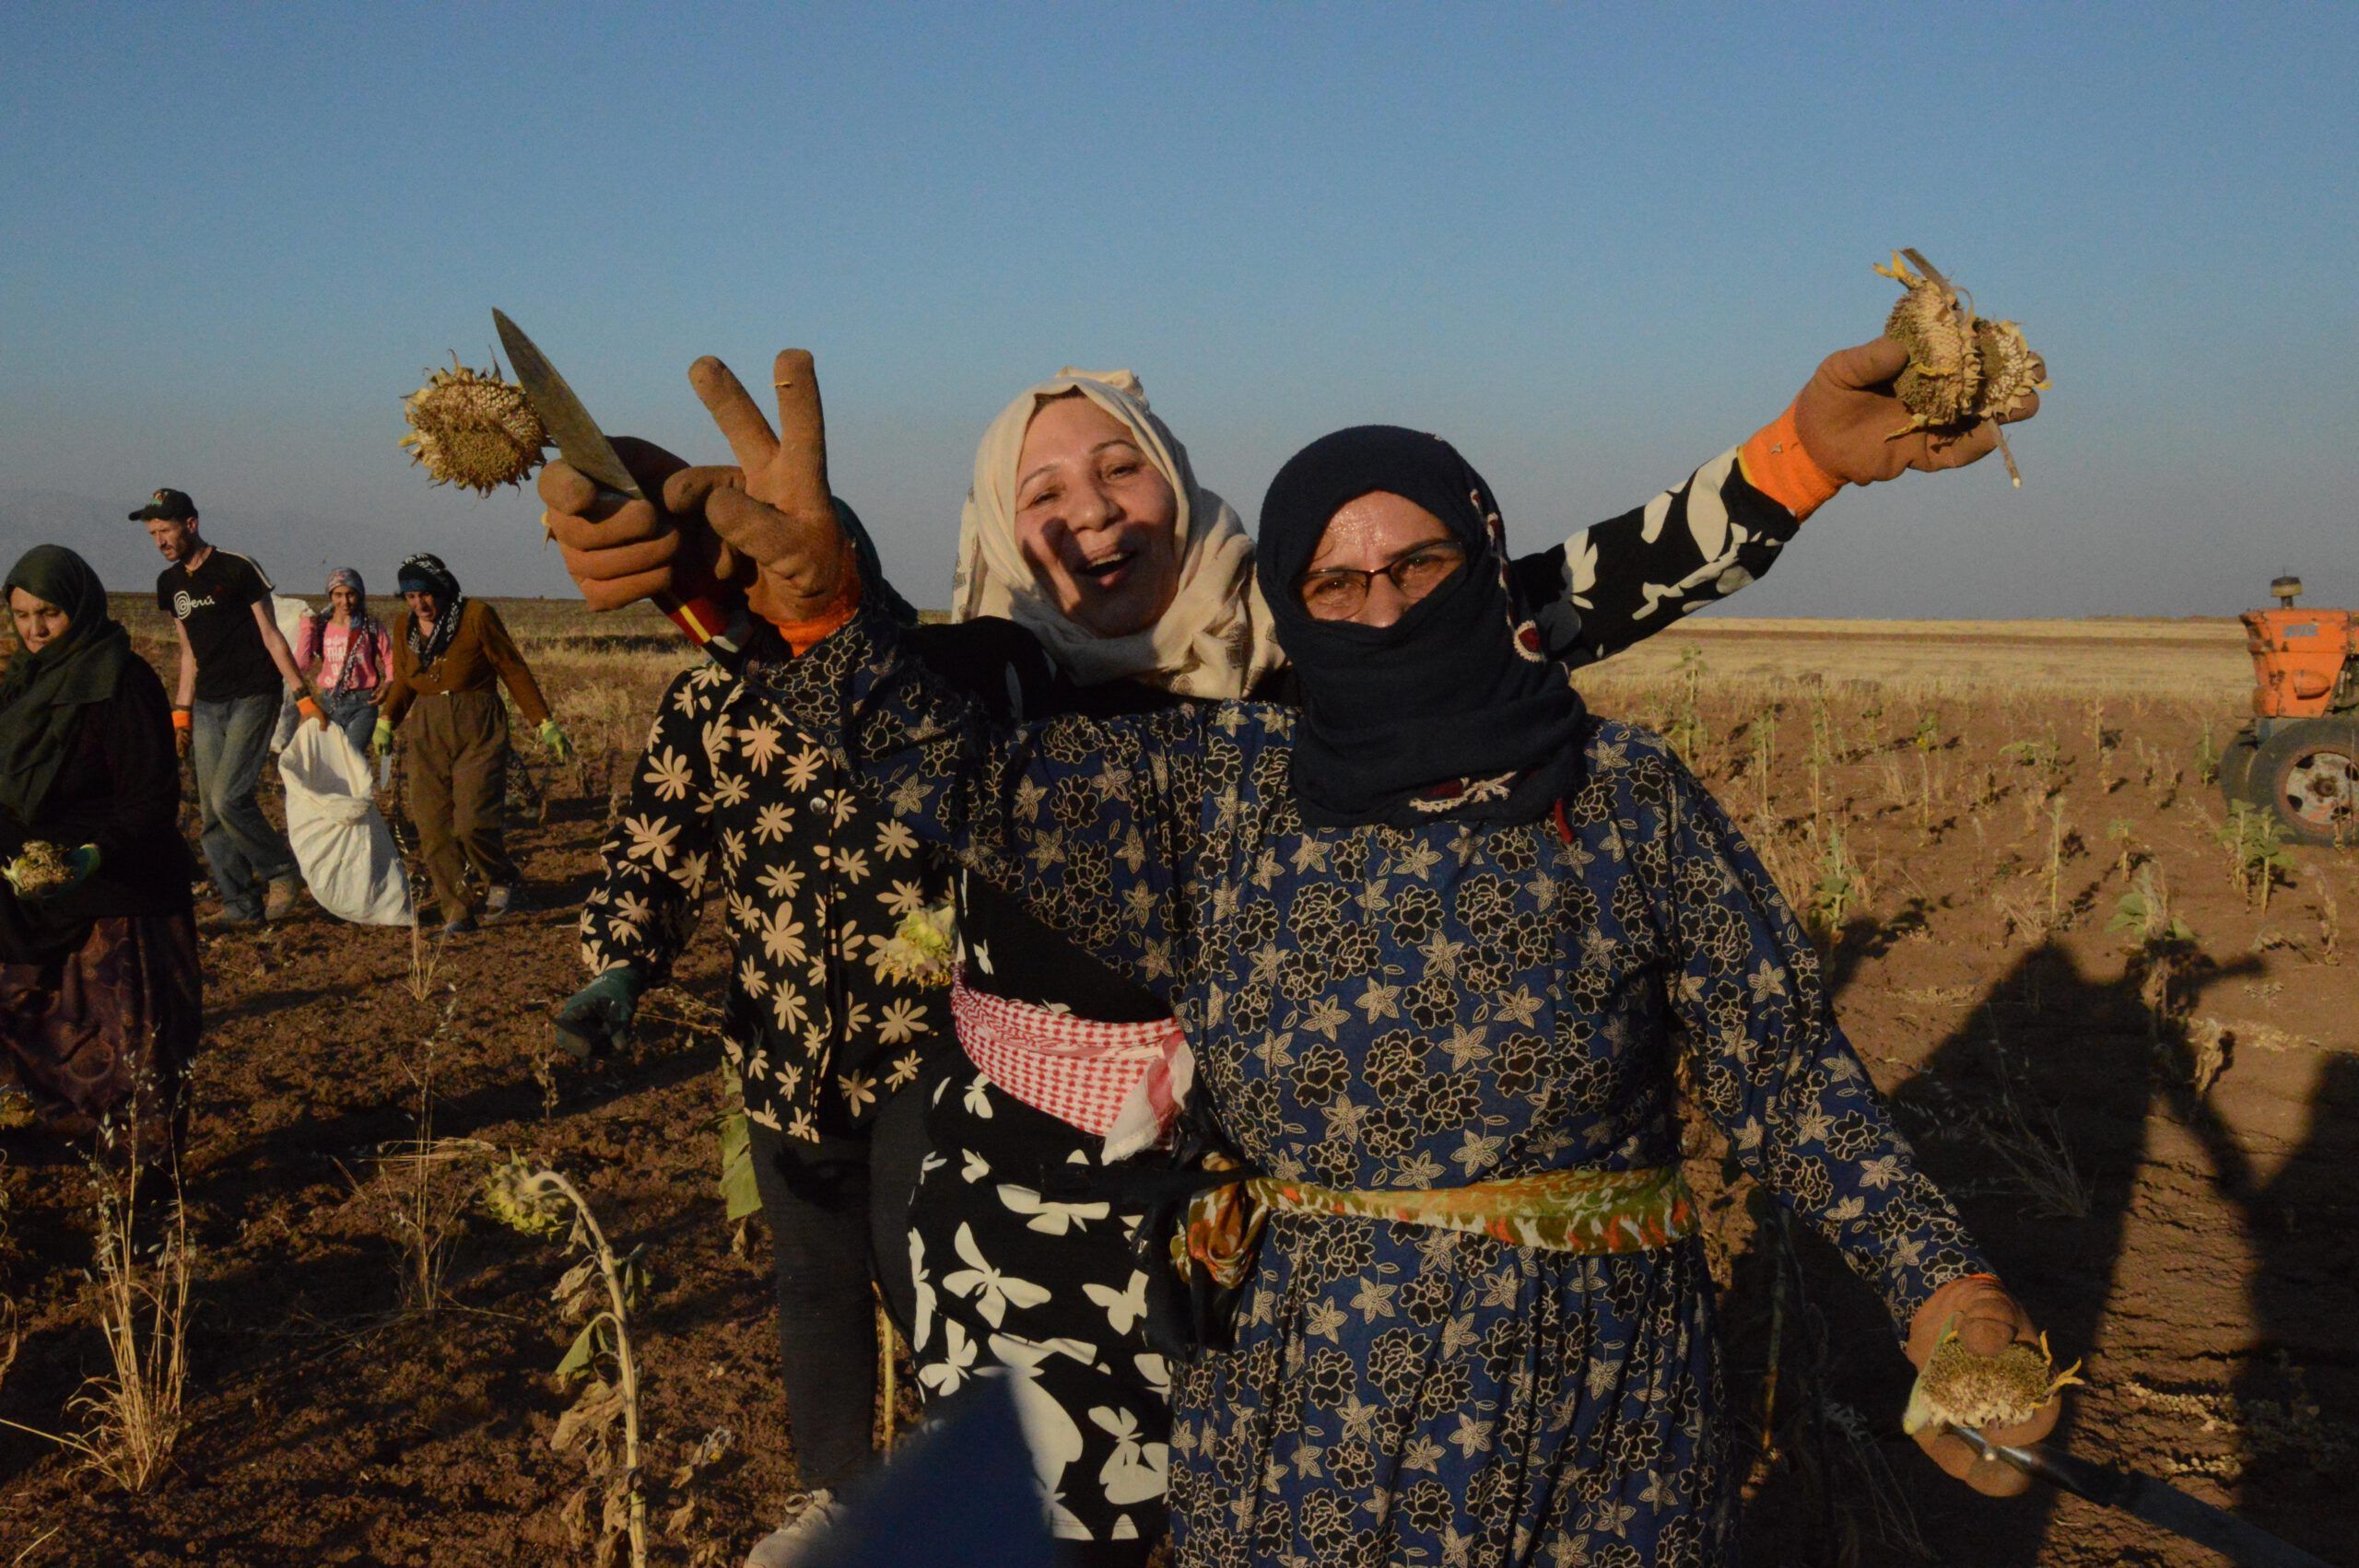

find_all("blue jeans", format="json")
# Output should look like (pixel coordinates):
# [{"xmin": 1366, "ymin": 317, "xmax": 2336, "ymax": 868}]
[
  {"xmin": 320, "ymin": 691, "xmax": 381, "ymax": 758},
  {"xmin": 191, "ymin": 692, "xmax": 297, "ymax": 919}
]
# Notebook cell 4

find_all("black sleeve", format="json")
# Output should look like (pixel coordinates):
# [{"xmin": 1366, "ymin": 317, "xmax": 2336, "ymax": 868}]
[
  {"xmin": 90, "ymin": 662, "xmax": 182, "ymax": 870},
  {"xmin": 902, "ymin": 615, "xmax": 1061, "ymax": 720},
  {"xmin": 1507, "ymin": 448, "xmax": 1803, "ymax": 670},
  {"xmin": 155, "ymin": 570, "xmax": 174, "ymax": 616}
]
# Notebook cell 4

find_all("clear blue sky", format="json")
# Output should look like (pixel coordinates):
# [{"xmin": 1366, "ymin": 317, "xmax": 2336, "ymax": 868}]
[{"xmin": 5, "ymin": 3, "xmax": 2353, "ymax": 616}]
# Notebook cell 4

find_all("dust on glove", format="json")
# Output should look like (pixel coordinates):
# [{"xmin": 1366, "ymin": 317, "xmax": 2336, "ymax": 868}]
[
  {"xmin": 553, "ymin": 965, "xmax": 643, "ymax": 1059},
  {"xmin": 537, "ymin": 437, "xmax": 750, "ymax": 614},
  {"xmin": 1903, "ymin": 1274, "xmax": 2071, "ymax": 1496}
]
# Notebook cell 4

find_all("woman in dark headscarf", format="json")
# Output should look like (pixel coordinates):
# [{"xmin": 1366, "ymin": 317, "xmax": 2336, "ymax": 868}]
[
  {"xmin": 376, "ymin": 553, "xmax": 571, "ymax": 932},
  {"xmin": 0, "ymin": 545, "xmax": 202, "ymax": 1154},
  {"xmin": 719, "ymin": 422, "xmax": 2064, "ymax": 1565}
]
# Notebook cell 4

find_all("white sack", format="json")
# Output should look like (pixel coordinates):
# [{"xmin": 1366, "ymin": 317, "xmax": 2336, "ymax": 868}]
[
  {"xmin": 278, "ymin": 723, "xmax": 412, "ymax": 926},
  {"xmin": 268, "ymin": 595, "xmax": 313, "ymax": 755}
]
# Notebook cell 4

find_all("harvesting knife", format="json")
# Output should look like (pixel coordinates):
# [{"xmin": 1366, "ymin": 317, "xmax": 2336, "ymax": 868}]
[
  {"xmin": 492, "ymin": 309, "xmax": 743, "ymax": 654},
  {"xmin": 1950, "ymin": 1426, "xmax": 2331, "ymax": 1566}
]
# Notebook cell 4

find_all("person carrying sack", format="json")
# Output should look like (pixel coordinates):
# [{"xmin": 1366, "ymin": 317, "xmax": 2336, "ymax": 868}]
[{"xmin": 374, "ymin": 553, "xmax": 570, "ymax": 934}]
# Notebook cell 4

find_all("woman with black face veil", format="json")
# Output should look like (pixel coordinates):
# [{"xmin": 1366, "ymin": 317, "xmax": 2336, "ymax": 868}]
[{"xmin": 711, "ymin": 415, "xmax": 2065, "ymax": 1565}]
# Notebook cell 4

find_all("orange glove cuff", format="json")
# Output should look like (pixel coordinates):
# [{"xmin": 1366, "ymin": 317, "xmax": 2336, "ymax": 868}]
[
  {"xmin": 766, "ymin": 541, "xmax": 864, "ymax": 656},
  {"xmin": 171, "ymin": 708, "xmax": 194, "ymax": 731},
  {"xmin": 297, "ymin": 696, "xmax": 323, "ymax": 720},
  {"xmin": 1738, "ymin": 402, "xmax": 1844, "ymax": 521}
]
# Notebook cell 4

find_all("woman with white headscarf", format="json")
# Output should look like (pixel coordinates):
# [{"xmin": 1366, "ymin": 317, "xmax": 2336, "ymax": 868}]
[{"xmin": 541, "ymin": 332, "xmax": 2033, "ymax": 1563}]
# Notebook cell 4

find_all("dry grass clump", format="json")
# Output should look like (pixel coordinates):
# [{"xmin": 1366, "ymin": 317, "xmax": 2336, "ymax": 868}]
[
  {"xmin": 401, "ymin": 357, "xmax": 547, "ymax": 496},
  {"xmin": 0, "ymin": 1150, "xmax": 194, "ymax": 1492}
]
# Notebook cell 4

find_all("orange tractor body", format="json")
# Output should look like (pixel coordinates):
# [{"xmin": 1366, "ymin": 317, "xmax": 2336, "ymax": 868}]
[
  {"xmin": 2222, "ymin": 577, "xmax": 2359, "ymax": 844},
  {"xmin": 2241, "ymin": 604, "xmax": 2359, "ymax": 719}
]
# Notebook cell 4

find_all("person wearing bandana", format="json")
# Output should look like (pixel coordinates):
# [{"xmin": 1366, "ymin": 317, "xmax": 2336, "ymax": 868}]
[
  {"xmin": 375, "ymin": 553, "xmax": 572, "ymax": 933},
  {"xmin": 544, "ymin": 326, "xmax": 2045, "ymax": 1563},
  {"xmin": 696, "ymin": 367, "xmax": 2063, "ymax": 1563}
]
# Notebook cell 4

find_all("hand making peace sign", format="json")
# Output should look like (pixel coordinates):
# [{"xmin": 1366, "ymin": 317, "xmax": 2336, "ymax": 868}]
[
  {"xmin": 685, "ymin": 349, "xmax": 851, "ymax": 626},
  {"xmin": 534, "ymin": 350, "xmax": 852, "ymax": 624}
]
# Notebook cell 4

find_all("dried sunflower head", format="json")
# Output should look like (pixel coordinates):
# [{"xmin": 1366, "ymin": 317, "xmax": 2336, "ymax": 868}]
[
  {"xmin": 400, "ymin": 357, "xmax": 547, "ymax": 497},
  {"xmin": 1874, "ymin": 250, "xmax": 2050, "ymax": 438},
  {"xmin": 1904, "ymin": 1317, "xmax": 2084, "ymax": 1434},
  {"xmin": 6, "ymin": 840, "xmax": 75, "ymax": 898},
  {"xmin": 481, "ymin": 1153, "xmax": 568, "ymax": 1236}
]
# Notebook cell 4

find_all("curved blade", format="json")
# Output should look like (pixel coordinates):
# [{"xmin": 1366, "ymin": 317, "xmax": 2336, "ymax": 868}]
[
  {"xmin": 492, "ymin": 310, "xmax": 642, "ymax": 500},
  {"xmin": 1952, "ymin": 1429, "xmax": 2331, "ymax": 1567}
]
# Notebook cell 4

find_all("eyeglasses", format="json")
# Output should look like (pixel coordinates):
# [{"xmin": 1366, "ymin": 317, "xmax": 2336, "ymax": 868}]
[{"xmin": 1297, "ymin": 542, "xmax": 1467, "ymax": 620}]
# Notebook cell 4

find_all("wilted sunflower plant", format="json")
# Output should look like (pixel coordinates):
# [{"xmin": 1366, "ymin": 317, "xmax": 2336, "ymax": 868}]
[{"xmin": 483, "ymin": 1156, "xmax": 651, "ymax": 1568}]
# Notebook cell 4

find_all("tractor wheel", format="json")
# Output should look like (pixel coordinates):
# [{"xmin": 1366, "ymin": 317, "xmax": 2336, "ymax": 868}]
[
  {"xmin": 2250, "ymin": 718, "xmax": 2359, "ymax": 847},
  {"xmin": 2219, "ymin": 731, "xmax": 2261, "ymax": 807}
]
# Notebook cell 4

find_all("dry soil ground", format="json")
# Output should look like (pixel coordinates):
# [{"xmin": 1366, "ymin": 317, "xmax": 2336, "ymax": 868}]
[{"xmin": 1, "ymin": 605, "xmax": 2353, "ymax": 1566}]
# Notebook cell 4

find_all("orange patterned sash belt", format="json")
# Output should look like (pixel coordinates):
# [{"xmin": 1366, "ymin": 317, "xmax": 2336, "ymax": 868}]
[{"xmin": 1172, "ymin": 1160, "xmax": 1698, "ymax": 1292}]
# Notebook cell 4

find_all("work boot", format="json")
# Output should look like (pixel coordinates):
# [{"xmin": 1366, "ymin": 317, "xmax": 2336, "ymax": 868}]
[
  {"xmin": 745, "ymin": 1490, "xmax": 843, "ymax": 1568},
  {"xmin": 482, "ymin": 883, "xmax": 523, "ymax": 923},
  {"xmin": 201, "ymin": 907, "xmax": 264, "ymax": 930},
  {"xmin": 264, "ymin": 877, "xmax": 302, "ymax": 921}
]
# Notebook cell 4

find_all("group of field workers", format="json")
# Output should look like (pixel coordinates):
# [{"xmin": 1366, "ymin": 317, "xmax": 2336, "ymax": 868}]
[
  {"xmin": 0, "ymin": 496, "xmax": 573, "ymax": 1158},
  {"xmin": 526, "ymin": 318, "xmax": 2063, "ymax": 1568}
]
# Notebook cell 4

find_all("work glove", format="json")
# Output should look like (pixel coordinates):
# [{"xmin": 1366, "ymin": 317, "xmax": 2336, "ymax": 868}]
[
  {"xmin": 173, "ymin": 709, "xmax": 194, "ymax": 760},
  {"xmin": 1902, "ymin": 1274, "xmax": 2065, "ymax": 1497},
  {"xmin": 1793, "ymin": 337, "xmax": 2045, "ymax": 486},
  {"xmin": 537, "ymin": 719, "xmax": 573, "ymax": 761},
  {"xmin": 297, "ymin": 694, "xmax": 329, "ymax": 730},
  {"xmin": 370, "ymin": 716, "xmax": 395, "ymax": 757},
  {"xmin": 553, "ymin": 965, "xmax": 644, "ymax": 1059},
  {"xmin": 536, "ymin": 437, "xmax": 752, "ymax": 614},
  {"xmin": 691, "ymin": 350, "xmax": 855, "ymax": 626},
  {"xmin": 4, "ymin": 843, "xmax": 100, "ymax": 901}
]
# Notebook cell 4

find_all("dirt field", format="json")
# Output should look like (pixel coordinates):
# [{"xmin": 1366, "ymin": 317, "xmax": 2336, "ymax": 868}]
[{"xmin": 3, "ymin": 605, "xmax": 2353, "ymax": 1566}]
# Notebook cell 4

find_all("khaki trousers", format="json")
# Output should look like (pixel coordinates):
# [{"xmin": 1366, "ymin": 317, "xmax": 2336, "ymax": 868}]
[{"xmin": 404, "ymin": 690, "xmax": 516, "ymax": 919}]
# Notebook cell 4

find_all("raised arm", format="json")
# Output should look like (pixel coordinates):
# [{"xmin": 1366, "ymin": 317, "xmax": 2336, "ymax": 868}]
[{"xmin": 1514, "ymin": 335, "xmax": 2044, "ymax": 668}]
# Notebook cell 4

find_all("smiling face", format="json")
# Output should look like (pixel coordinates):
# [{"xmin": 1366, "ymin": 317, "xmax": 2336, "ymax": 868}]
[
  {"xmin": 9, "ymin": 587, "xmax": 70, "ymax": 653},
  {"xmin": 329, "ymin": 583, "xmax": 359, "ymax": 620},
  {"xmin": 404, "ymin": 588, "xmax": 440, "ymax": 625},
  {"xmin": 1012, "ymin": 392, "xmax": 1183, "ymax": 638}
]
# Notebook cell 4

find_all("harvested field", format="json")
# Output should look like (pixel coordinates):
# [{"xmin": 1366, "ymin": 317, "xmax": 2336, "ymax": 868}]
[{"xmin": 2, "ymin": 604, "xmax": 2353, "ymax": 1566}]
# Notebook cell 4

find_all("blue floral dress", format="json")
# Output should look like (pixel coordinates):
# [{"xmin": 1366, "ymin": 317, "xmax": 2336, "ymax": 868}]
[{"xmin": 748, "ymin": 613, "xmax": 1989, "ymax": 1568}]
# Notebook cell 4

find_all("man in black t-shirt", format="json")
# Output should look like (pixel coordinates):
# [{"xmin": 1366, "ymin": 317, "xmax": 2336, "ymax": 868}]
[{"xmin": 135, "ymin": 488, "xmax": 321, "ymax": 925}]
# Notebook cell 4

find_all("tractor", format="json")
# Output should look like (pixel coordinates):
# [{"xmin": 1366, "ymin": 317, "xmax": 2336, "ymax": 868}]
[{"xmin": 2220, "ymin": 575, "xmax": 2359, "ymax": 845}]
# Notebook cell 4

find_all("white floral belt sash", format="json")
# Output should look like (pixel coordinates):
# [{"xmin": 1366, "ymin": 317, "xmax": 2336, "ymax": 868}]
[
  {"xmin": 949, "ymin": 978, "xmax": 1193, "ymax": 1161},
  {"xmin": 1172, "ymin": 1159, "xmax": 1699, "ymax": 1291}
]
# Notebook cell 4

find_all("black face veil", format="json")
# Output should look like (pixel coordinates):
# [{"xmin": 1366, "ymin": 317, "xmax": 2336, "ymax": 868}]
[{"xmin": 1254, "ymin": 427, "xmax": 1588, "ymax": 830}]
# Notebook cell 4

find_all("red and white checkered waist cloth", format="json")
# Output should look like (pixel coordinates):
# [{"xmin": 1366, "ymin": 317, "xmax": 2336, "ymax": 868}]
[{"xmin": 950, "ymin": 977, "xmax": 1193, "ymax": 1161}]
